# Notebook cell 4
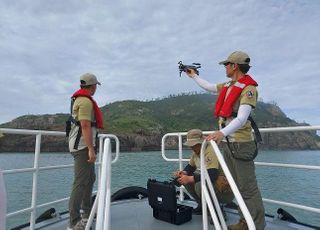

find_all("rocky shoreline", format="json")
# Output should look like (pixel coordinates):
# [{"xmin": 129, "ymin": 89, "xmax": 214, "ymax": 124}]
[
  {"xmin": 1, "ymin": 130, "xmax": 319, "ymax": 153},
  {"xmin": 1, "ymin": 94, "xmax": 319, "ymax": 152}
]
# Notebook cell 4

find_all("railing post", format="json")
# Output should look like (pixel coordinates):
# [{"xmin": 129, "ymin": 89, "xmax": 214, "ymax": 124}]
[
  {"xmin": 86, "ymin": 137, "xmax": 115, "ymax": 230},
  {"xmin": 200, "ymin": 141, "xmax": 208, "ymax": 230},
  {"xmin": 95, "ymin": 138, "xmax": 111, "ymax": 230},
  {"xmin": 178, "ymin": 134, "xmax": 183, "ymax": 171},
  {"xmin": 209, "ymin": 140, "xmax": 256, "ymax": 230},
  {"xmin": 30, "ymin": 134, "xmax": 41, "ymax": 230},
  {"xmin": 97, "ymin": 136, "xmax": 104, "ymax": 190},
  {"xmin": 200, "ymin": 141, "xmax": 224, "ymax": 229},
  {"xmin": 178, "ymin": 134, "xmax": 185, "ymax": 201},
  {"xmin": 103, "ymin": 139, "xmax": 112, "ymax": 230}
]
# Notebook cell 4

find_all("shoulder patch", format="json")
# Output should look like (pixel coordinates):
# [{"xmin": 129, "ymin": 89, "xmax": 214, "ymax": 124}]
[
  {"xmin": 246, "ymin": 90, "xmax": 254, "ymax": 98},
  {"xmin": 205, "ymin": 155, "xmax": 213, "ymax": 163}
]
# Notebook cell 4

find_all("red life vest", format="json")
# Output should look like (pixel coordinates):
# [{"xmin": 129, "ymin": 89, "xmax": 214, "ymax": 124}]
[
  {"xmin": 72, "ymin": 89, "xmax": 104, "ymax": 129},
  {"xmin": 214, "ymin": 75, "xmax": 258, "ymax": 118}
]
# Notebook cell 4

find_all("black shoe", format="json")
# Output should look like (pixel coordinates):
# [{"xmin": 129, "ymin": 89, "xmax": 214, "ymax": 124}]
[{"xmin": 192, "ymin": 205, "xmax": 202, "ymax": 215}]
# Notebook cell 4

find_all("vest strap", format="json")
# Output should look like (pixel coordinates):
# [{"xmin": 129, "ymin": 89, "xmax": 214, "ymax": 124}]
[
  {"xmin": 231, "ymin": 112, "xmax": 262, "ymax": 143},
  {"xmin": 74, "ymin": 127, "xmax": 82, "ymax": 150}
]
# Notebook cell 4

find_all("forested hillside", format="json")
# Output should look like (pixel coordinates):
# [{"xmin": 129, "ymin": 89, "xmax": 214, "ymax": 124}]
[{"xmin": 1, "ymin": 93, "xmax": 319, "ymax": 152}]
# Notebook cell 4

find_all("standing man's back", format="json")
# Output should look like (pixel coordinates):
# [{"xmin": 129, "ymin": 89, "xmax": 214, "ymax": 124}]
[{"xmin": 67, "ymin": 73, "xmax": 104, "ymax": 230}]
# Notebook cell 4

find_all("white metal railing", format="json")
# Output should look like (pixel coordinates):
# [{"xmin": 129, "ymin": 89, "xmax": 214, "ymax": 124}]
[
  {"xmin": 200, "ymin": 140, "xmax": 225, "ymax": 230},
  {"xmin": 200, "ymin": 140, "xmax": 255, "ymax": 230},
  {"xmin": 256, "ymin": 125, "xmax": 320, "ymax": 214},
  {"xmin": 162, "ymin": 131, "xmax": 214, "ymax": 162},
  {"xmin": 86, "ymin": 138, "xmax": 112, "ymax": 230},
  {"xmin": 161, "ymin": 131, "xmax": 217, "ymax": 202},
  {"xmin": 161, "ymin": 125, "xmax": 320, "ymax": 228},
  {"xmin": 0, "ymin": 128, "xmax": 119, "ymax": 230}
]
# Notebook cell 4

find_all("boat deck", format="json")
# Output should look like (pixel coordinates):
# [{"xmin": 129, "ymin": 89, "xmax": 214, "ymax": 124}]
[
  {"xmin": 3, "ymin": 127, "xmax": 319, "ymax": 230},
  {"xmin": 23, "ymin": 199, "xmax": 316, "ymax": 230}
]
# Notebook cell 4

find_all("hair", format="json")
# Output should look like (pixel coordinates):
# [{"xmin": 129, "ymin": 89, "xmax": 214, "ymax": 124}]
[
  {"xmin": 238, "ymin": 64, "xmax": 251, "ymax": 74},
  {"xmin": 80, "ymin": 84, "xmax": 92, "ymax": 89}
]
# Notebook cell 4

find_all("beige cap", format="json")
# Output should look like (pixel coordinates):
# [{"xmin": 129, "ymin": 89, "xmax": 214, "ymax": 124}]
[
  {"xmin": 80, "ymin": 73, "xmax": 101, "ymax": 86},
  {"xmin": 183, "ymin": 129, "xmax": 204, "ymax": 147},
  {"xmin": 219, "ymin": 51, "xmax": 251, "ymax": 65}
]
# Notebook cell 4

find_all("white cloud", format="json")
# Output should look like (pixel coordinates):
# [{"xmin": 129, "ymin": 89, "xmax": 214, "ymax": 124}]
[{"xmin": 0, "ymin": 0, "xmax": 320, "ymax": 126}]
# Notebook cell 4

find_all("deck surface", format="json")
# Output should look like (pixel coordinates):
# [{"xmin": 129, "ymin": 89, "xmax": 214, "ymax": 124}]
[{"xmin": 23, "ymin": 199, "xmax": 316, "ymax": 230}]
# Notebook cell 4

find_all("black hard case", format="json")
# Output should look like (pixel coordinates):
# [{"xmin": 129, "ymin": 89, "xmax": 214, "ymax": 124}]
[{"xmin": 147, "ymin": 179, "xmax": 192, "ymax": 225}]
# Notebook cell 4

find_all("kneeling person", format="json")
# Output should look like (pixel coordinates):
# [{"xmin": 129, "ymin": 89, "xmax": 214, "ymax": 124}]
[{"xmin": 173, "ymin": 129, "xmax": 234, "ymax": 214}]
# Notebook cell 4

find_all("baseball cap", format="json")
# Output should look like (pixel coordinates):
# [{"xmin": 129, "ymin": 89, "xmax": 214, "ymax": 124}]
[
  {"xmin": 183, "ymin": 129, "xmax": 204, "ymax": 147},
  {"xmin": 80, "ymin": 73, "xmax": 101, "ymax": 86},
  {"xmin": 219, "ymin": 51, "xmax": 251, "ymax": 66}
]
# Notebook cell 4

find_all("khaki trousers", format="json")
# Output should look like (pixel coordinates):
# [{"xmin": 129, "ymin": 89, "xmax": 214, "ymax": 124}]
[
  {"xmin": 69, "ymin": 148, "xmax": 96, "ymax": 226},
  {"xmin": 221, "ymin": 141, "xmax": 266, "ymax": 230},
  {"xmin": 184, "ymin": 174, "xmax": 234, "ymax": 206}
]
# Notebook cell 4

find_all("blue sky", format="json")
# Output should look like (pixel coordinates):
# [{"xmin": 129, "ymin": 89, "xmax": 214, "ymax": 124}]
[{"xmin": 1, "ymin": 0, "xmax": 320, "ymax": 126}]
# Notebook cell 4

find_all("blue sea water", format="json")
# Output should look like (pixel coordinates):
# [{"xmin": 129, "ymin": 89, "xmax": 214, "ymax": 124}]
[{"xmin": 1, "ymin": 150, "xmax": 320, "ymax": 229}]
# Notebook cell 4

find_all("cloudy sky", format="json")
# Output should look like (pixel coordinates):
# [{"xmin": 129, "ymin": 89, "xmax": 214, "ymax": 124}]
[{"xmin": 1, "ymin": 0, "xmax": 320, "ymax": 127}]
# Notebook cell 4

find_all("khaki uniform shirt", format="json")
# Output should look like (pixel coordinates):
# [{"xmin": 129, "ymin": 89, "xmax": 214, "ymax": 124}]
[
  {"xmin": 189, "ymin": 145, "xmax": 219, "ymax": 174},
  {"xmin": 68, "ymin": 97, "xmax": 97, "ymax": 152},
  {"xmin": 217, "ymin": 82, "xmax": 257, "ymax": 142}
]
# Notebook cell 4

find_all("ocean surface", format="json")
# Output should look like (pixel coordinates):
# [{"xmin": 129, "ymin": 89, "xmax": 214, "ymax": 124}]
[{"xmin": 1, "ymin": 149, "xmax": 320, "ymax": 229}]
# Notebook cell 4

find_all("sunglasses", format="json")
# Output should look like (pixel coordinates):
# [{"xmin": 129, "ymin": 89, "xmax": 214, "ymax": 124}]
[{"xmin": 223, "ymin": 62, "xmax": 233, "ymax": 66}]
